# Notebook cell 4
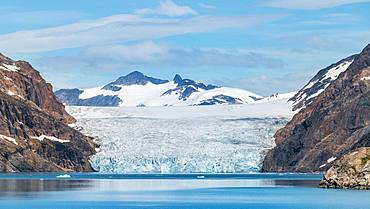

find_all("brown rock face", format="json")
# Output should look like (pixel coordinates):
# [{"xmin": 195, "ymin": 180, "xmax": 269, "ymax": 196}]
[
  {"xmin": 0, "ymin": 53, "xmax": 97, "ymax": 172},
  {"xmin": 320, "ymin": 147, "xmax": 370, "ymax": 189},
  {"xmin": 262, "ymin": 44, "xmax": 370, "ymax": 172},
  {"xmin": 0, "ymin": 53, "xmax": 75, "ymax": 124}
]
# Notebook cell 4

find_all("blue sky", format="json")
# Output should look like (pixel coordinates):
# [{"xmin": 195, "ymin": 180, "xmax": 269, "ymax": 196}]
[{"xmin": 1, "ymin": 0, "xmax": 370, "ymax": 95}]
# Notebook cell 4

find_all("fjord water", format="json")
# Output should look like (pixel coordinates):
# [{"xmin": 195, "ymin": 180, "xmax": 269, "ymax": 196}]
[
  {"xmin": 0, "ymin": 173, "xmax": 369, "ymax": 209},
  {"xmin": 48, "ymin": 106, "xmax": 370, "ymax": 208}
]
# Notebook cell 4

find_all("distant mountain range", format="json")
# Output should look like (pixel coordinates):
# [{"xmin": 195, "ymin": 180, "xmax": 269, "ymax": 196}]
[
  {"xmin": 55, "ymin": 71, "xmax": 263, "ymax": 107},
  {"xmin": 55, "ymin": 59, "xmax": 357, "ymax": 109}
]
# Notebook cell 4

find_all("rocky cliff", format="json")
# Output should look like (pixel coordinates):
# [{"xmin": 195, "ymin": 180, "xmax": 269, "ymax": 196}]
[
  {"xmin": 320, "ymin": 147, "xmax": 370, "ymax": 189},
  {"xmin": 0, "ymin": 53, "xmax": 75, "ymax": 124},
  {"xmin": 0, "ymin": 53, "xmax": 96, "ymax": 172},
  {"xmin": 262, "ymin": 44, "xmax": 370, "ymax": 172},
  {"xmin": 289, "ymin": 55, "xmax": 356, "ymax": 111}
]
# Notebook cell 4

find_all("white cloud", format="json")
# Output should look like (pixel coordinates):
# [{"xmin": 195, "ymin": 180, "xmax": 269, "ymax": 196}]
[
  {"xmin": 33, "ymin": 42, "xmax": 283, "ymax": 73},
  {"xmin": 0, "ymin": 14, "xmax": 280, "ymax": 54},
  {"xmin": 83, "ymin": 42, "xmax": 284, "ymax": 68},
  {"xmin": 34, "ymin": 42, "xmax": 285, "ymax": 90},
  {"xmin": 264, "ymin": 0, "xmax": 370, "ymax": 9},
  {"xmin": 135, "ymin": 0, "xmax": 197, "ymax": 17},
  {"xmin": 85, "ymin": 42, "xmax": 169, "ymax": 64},
  {"xmin": 272, "ymin": 29, "xmax": 370, "ymax": 52},
  {"xmin": 198, "ymin": 3, "xmax": 217, "ymax": 9}
]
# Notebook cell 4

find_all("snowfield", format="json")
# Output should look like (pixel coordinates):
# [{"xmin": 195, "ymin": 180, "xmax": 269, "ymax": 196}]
[
  {"xmin": 56, "ymin": 71, "xmax": 264, "ymax": 107},
  {"xmin": 68, "ymin": 97, "xmax": 294, "ymax": 120},
  {"xmin": 291, "ymin": 59, "xmax": 354, "ymax": 109},
  {"xmin": 67, "ymin": 97, "xmax": 294, "ymax": 173},
  {"xmin": 79, "ymin": 82, "xmax": 261, "ymax": 107}
]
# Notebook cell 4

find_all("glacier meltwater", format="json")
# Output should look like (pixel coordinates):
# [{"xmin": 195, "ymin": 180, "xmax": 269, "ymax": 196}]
[{"xmin": 67, "ymin": 104, "xmax": 291, "ymax": 173}]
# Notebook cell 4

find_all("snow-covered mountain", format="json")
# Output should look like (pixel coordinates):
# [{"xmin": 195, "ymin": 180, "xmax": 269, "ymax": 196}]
[
  {"xmin": 56, "ymin": 54, "xmax": 357, "ymax": 109},
  {"xmin": 289, "ymin": 55, "xmax": 356, "ymax": 110},
  {"xmin": 56, "ymin": 71, "xmax": 263, "ymax": 107},
  {"xmin": 257, "ymin": 92, "xmax": 297, "ymax": 103}
]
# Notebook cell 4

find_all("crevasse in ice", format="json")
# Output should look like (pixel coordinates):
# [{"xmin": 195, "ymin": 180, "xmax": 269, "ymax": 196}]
[{"xmin": 69, "ymin": 106, "xmax": 289, "ymax": 173}]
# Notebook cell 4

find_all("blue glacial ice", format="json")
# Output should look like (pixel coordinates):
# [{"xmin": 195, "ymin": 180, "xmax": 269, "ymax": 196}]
[{"xmin": 68, "ymin": 106, "xmax": 290, "ymax": 173}]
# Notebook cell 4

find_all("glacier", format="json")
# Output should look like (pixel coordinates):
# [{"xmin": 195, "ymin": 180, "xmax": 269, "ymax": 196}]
[{"xmin": 67, "ymin": 102, "xmax": 293, "ymax": 173}]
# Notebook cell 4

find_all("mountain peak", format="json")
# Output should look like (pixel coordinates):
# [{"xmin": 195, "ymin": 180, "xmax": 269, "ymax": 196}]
[
  {"xmin": 102, "ymin": 71, "xmax": 169, "ymax": 91},
  {"xmin": 0, "ymin": 53, "xmax": 13, "ymax": 62},
  {"xmin": 362, "ymin": 44, "xmax": 370, "ymax": 53},
  {"xmin": 126, "ymin": 71, "xmax": 145, "ymax": 78},
  {"xmin": 347, "ymin": 43, "xmax": 370, "ymax": 73},
  {"xmin": 173, "ymin": 74, "xmax": 183, "ymax": 84}
]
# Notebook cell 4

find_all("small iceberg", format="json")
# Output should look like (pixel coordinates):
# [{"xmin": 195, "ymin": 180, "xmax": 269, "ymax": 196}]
[{"xmin": 56, "ymin": 174, "xmax": 71, "ymax": 178}]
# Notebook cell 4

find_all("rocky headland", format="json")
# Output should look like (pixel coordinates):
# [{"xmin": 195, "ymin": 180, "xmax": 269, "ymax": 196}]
[
  {"xmin": 262, "ymin": 44, "xmax": 370, "ymax": 173},
  {"xmin": 320, "ymin": 147, "xmax": 370, "ymax": 189},
  {"xmin": 0, "ymin": 53, "xmax": 97, "ymax": 172}
]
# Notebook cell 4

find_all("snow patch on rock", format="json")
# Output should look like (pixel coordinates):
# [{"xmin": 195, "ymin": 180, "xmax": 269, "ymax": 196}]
[
  {"xmin": 0, "ymin": 134, "xmax": 18, "ymax": 145},
  {"xmin": 290, "ymin": 58, "xmax": 354, "ymax": 110},
  {"xmin": 31, "ymin": 135, "xmax": 70, "ymax": 143},
  {"xmin": 0, "ymin": 63, "xmax": 19, "ymax": 72},
  {"xmin": 327, "ymin": 157, "xmax": 337, "ymax": 163}
]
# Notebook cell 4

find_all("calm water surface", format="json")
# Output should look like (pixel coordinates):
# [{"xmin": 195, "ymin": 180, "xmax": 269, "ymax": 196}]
[{"xmin": 0, "ymin": 173, "xmax": 369, "ymax": 209}]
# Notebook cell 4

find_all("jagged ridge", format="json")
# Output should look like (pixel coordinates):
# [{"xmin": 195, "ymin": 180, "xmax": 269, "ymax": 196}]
[
  {"xmin": 0, "ymin": 53, "xmax": 97, "ymax": 172},
  {"xmin": 55, "ymin": 71, "xmax": 262, "ymax": 107},
  {"xmin": 262, "ymin": 44, "xmax": 370, "ymax": 172}
]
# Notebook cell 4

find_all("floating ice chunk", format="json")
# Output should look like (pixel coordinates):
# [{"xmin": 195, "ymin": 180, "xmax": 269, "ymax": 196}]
[{"xmin": 56, "ymin": 174, "xmax": 71, "ymax": 178}]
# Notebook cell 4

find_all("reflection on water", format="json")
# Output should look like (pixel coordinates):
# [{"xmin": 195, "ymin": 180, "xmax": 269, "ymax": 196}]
[
  {"xmin": 0, "ymin": 175, "xmax": 319, "ymax": 199},
  {"xmin": 0, "ymin": 174, "xmax": 369, "ymax": 209},
  {"xmin": 0, "ymin": 179, "xmax": 91, "ymax": 199},
  {"xmin": 273, "ymin": 179, "xmax": 320, "ymax": 188}
]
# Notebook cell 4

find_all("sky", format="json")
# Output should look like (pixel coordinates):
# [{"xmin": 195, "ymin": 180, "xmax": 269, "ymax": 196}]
[{"xmin": 1, "ymin": 0, "xmax": 370, "ymax": 96}]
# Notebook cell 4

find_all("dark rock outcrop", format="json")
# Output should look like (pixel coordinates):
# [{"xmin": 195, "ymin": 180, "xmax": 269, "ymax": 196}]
[
  {"xmin": 0, "ymin": 53, "xmax": 75, "ymax": 124},
  {"xmin": 262, "ymin": 44, "xmax": 370, "ymax": 173},
  {"xmin": 320, "ymin": 147, "xmax": 370, "ymax": 189},
  {"xmin": 163, "ymin": 74, "xmax": 219, "ymax": 101},
  {"xmin": 0, "ymin": 53, "xmax": 97, "ymax": 172},
  {"xmin": 103, "ymin": 71, "xmax": 169, "ymax": 91},
  {"xmin": 55, "ymin": 89, "xmax": 122, "ymax": 106},
  {"xmin": 198, "ymin": 95, "xmax": 243, "ymax": 105},
  {"xmin": 290, "ymin": 55, "xmax": 356, "ymax": 111}
]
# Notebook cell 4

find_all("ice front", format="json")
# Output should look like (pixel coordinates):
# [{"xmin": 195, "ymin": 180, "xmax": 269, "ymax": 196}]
[{"xmin": 68, "ymin": 106, "xmax": 289, "ymax": 173}]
